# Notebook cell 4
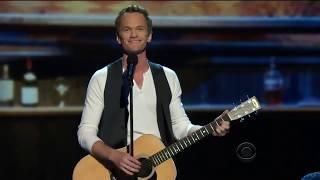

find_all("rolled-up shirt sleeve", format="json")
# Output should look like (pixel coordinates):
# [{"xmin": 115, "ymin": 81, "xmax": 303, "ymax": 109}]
[
  {"xmin": 77, "ymin": 67, "xmax": 108, "ymax": 153},
  {"xmin": 164, "ymin": 67, "xmax": 202, "ymax": 140}
]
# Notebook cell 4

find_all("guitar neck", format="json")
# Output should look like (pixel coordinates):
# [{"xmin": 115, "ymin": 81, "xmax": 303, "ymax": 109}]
[
  {"xmin": 150, "ymin": 113, "xmax": 231, "ymax": 167},
  {"xmin": 150, "ymin": 96, "xmax": 261, "ymax": 167}
]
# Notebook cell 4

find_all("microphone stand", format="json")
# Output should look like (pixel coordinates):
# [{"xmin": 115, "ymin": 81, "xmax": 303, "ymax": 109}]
[
  {"xmin": 126, "ymin": 58, "xmax": 137, "ymax": 157},
  {"xmin": 128, "ymin": 72, "xmax": 134, "ymax": 157},
  {"xmin": 126, "ymin": 54, "xmax": 138, "ymax": 180}
]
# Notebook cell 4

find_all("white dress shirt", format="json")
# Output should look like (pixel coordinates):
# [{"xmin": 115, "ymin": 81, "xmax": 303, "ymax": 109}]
[{"xmin": 77, "ymin": 63, "xmax": 201, "ymax": 153}]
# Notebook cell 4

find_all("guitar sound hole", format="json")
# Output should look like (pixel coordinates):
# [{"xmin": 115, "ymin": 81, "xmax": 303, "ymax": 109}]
[{"xmin": 135, "ymin": 157, "xmax": 154, "ymax": 178}]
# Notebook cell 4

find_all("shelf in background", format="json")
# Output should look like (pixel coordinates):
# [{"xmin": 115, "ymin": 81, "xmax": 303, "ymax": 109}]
[
  {"xmin": 185, "ymin": 104, "xmax": 320, "ymax": 112},
  {"xmin": 1, "ymin": 14, "xmax": 320, "ymax": 30},
  {"xmin": 0, "ymin": 106, "xmax": 83, "ymax": 117},
  {"xmin": 1, "ymin": 104, "xmax": 320, "ymax": 117}
]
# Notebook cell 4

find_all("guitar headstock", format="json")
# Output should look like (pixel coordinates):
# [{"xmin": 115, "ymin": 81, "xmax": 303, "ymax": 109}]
[{"xmin": 228, "ymin": 96, "xmax": 261, "ymax": 121}]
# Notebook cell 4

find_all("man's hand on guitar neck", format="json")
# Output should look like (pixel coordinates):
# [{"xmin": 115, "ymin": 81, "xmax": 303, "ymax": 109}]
[{"xmin": 212, "ymin": 110, "xmax": 230, "ymax": 137}]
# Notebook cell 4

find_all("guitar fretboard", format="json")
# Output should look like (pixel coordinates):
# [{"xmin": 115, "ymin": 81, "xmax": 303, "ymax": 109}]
[{"xmin": 150, "ymin": 112, "xmax": 230, "ymax": 167}]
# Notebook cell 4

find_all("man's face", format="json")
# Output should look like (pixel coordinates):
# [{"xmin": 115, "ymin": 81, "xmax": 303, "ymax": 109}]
[{"xmin": 116, "ymin": 12, "xmax": 152, "ymax": 54}]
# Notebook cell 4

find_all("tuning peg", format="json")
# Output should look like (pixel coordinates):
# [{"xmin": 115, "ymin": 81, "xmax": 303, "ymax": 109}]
[
  {"xmin": 240, "ymin": 117, "xmax": 244, "ymax": 123},
  {"xmin": 233, "ymin": 102, "xmax": 237, "ymax": 109},
  {"xmin": 246, "ymin": 95, "xmax": 250, "ymax": 100}
]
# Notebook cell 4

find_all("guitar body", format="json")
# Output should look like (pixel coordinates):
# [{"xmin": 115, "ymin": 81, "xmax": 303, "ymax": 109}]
[
  {"xmin": 73, "ymin": 134, "xmax": 177, "ymax": 180},
  {"xmin": 73, "ymin": 97, "xmax": 261, "ymax": 180}
]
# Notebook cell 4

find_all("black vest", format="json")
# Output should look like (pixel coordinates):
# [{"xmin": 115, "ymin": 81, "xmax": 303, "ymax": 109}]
[{"xmin": 98, "ymin": 59, "xmax": 175, "ymax": 148}]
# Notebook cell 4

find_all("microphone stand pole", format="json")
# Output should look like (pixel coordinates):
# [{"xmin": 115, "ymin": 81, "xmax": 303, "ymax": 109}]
[
  {"xmin": 126, "ymin": 54, "xmax": 138, "ymax": 179},
  {"xmin": 128, "ymin": 78, "xmax": 137, "ymax": 180},
  {"xmin": 128, "ymin": 76, "xmax": 134, "ymax": 157},
  {"xmin": 126, "ymin": 60, "xmax": 136, "ymax": 157}
]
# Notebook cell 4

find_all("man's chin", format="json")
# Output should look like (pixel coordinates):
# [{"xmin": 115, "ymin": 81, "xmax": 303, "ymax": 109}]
[
  {"xmin": 123, "ymin": 47, "xmax": 146, "ymax": 55},
  {"xmin": 124, "ymin": 50, "xmax": 142, "ymax": 55}
]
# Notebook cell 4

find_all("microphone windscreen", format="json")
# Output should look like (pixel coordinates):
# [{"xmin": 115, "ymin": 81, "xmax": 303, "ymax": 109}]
[{"xmin": 127, "ymin": 53, "xmax": 138, "ymax": 65}]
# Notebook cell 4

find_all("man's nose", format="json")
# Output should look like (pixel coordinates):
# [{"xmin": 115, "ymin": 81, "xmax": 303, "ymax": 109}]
[{"xmin": 130, "ymin": 30, "xmax": 137, "ymax": 37}]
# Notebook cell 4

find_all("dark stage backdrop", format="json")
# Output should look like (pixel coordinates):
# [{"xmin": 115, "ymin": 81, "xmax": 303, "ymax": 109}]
[
  {"xmin": 1, "ymin": 1, "xmax": 320, "ymax": 180},
  {"xmin": 1, "ymin": 109, "xmax": 319, "ymax": 180}
]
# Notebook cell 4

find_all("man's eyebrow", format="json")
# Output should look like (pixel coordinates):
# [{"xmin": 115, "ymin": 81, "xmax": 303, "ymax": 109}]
[{"xmin": 121, "ymin": 25, "xmax": 146, "ymax": 28}]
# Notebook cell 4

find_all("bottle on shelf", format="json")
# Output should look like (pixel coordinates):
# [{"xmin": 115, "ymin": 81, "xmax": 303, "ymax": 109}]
[
  {"xmin": 54, "ymin": 76, "xmax": 69, "ymax": 107},
  {"xmin": 0, "ymin": 64, "xmax": 15, "ymax": 106},
  {"xmin": 20, "ymin": 58, "xmax": 39, "ymax": 106},
  {"xmin": 263, "ymin": 57, "xmax": 284, "ymax": 105}
]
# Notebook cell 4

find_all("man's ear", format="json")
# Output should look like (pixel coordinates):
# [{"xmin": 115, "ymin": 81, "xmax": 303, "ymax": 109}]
[
  {"xmin": 147, "ymin": 32, "xmax": 152, "ymax": 43},
  {"xmin": 116, "ymin": 35, "xmax": 121, "ymax": 44}
]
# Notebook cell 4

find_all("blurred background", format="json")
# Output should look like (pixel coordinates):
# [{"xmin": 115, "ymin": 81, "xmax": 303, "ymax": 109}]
[{"xmin": 0, "ymin": 1, "xmax": 319, "ymax": 179}]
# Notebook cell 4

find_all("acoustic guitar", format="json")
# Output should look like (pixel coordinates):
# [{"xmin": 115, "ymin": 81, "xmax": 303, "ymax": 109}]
[{"xmin": 73, "ymin": 96, "xmax": 261, "ymax": 180}]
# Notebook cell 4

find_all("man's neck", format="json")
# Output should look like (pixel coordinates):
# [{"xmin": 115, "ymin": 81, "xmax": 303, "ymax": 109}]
[{"xmin": 123, "ymin": 52, "xmax": 149, "ymax": 73}]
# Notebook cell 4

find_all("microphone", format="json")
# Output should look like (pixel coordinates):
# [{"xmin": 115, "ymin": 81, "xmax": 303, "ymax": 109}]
[{"xmin": 126, "ymin": 53, "xmax": 138, "ymax": 83}]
